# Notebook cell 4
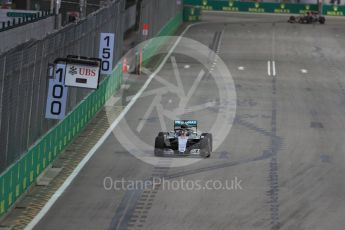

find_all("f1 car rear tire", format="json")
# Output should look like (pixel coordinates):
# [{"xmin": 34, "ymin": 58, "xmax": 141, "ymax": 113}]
[
  {"xmin": 319, "ymin": 16, "xmax": 325, "ymax": 24},
  {"xmin": 307, "ymin": 16, "xmax": 314, "ymax": 24},
  {"xmin": 288, "ymin": 16, "xmax": 295, "ymax": 23},
  {"xmin": 201, "ymin": 133, "xmax": 212, "ymax": 158},
  {"xmin": 154, "ymin": 135, "xmax": 165, "ymax": 156},
  {"xmin": 208, "ymin": 134, "xmax": 213, "ymax": 153}
]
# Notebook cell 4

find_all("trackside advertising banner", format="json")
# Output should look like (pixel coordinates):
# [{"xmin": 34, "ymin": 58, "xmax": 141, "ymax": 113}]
[
  {"xmin": 323, "ymin": 4, "xmax": 345, "ymax": 15},
  {"xmin": 184, "ymin": 0, "xmax": 345, "ymax": 16}
]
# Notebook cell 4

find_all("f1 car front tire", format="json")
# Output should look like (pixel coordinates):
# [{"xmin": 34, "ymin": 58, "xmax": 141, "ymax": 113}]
[
  {"xmin": 201, "ymin": 133, "xmax": 212, "ymax": 158},
  {"xmin": 154, "ymin": 134, "xmax": 165, "ymax": 156}
]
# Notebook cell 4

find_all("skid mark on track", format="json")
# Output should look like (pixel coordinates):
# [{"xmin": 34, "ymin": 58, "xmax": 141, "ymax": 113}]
[
  {"xmin": 165, "ymin": 150, "xmax": 276, "ymax": 180},
  {"xmin": 234, "ymin": 117, "xmax": 275, "ymax": 139},
  {"xmin": 207, "ymin": 29, "xmax": 224, "ymax": 75}
]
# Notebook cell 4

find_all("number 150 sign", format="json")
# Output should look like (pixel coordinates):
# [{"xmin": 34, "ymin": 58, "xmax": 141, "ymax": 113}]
[{"xmin": 99, "ymin": 33, "xmax": 115, "ymax": 75}]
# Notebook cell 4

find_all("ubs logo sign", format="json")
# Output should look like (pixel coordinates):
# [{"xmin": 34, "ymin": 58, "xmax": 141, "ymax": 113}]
[
  {"xmin": 68, "ymin": 65, "xmax": 97, "ymax": 76},
  {"xmin": 79, "ymin": 67, "xmax": 97, "ymax": 76},
  {"xmin": 69, "ymin": 66, "xmax": 78, "ymax": 75}
]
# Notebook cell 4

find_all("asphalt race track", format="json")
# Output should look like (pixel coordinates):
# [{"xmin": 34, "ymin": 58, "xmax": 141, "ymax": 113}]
[{"xmin": 33, "ymin": 12, "xmax": 345, "ymax": 230}]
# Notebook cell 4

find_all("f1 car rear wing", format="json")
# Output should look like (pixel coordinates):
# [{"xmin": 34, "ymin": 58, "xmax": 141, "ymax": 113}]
[{"xmin": 174, "ymin": 120, "xmax": 198, "ymax": 132}]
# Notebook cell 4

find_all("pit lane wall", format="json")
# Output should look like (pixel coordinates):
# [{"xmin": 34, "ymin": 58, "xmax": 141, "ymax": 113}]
[
  {"xmin": 0, "ymin": 10, "xmax": 182, "ymax": 219},
  {"xmin": 184, "ymin": 0, "xmax": 345, "ymax": 16}
]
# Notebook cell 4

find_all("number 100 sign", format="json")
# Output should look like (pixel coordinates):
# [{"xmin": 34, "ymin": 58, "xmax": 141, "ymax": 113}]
[
  {"xmin": 45, "ymin": 63, "xmax": 68, "ymax": 120},
  {"xmin": 99, "ymin": 33, "xmax": 115, "ymax": 75}
]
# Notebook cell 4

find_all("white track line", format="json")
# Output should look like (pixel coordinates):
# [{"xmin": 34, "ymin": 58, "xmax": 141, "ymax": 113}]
[
  {"xmin": 272, "ymin": 61, "xmax": 276, "ymax": 77},
  {"xmin": 301, "ymin": 69, "xmax": 308, "ymax": 74},
  {"xmin": 178, "ymin": 70, "xmax": 205, "ymax": 110},
  {"xmin": 136, "ymin": 95, "xmax": 160, "ymax": 133},
  {"xmin": 25, "ymin": 22, "xmax": 198, "ymax": 230},
  {"xmin": 267, "ymin": 61, "xmax": 271, "ymax": 76}
]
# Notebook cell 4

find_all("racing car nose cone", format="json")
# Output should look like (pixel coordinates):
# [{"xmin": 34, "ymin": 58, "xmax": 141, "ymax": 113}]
[{"xmin": 178, "ymin": 136, "xmax": 188, "ymax": 152}]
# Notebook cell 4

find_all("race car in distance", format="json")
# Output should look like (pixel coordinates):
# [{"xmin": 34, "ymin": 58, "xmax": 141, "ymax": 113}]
[
  {"xmin": 288, "ymin": 11, "xmax": 325, "ymax": 24},
  {"xmin": 154, "ymin": 120, "xmax": 212, "ymax": 158}
]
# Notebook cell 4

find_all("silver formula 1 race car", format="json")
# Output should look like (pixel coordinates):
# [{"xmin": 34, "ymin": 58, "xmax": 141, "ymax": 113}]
[
  {"xmin": 154, "ymin": 120, "xmax": 212, "ymax": 158},
  {"xmin": 288, "ymin": 11, "xmax": 325, "ymax": 24}
]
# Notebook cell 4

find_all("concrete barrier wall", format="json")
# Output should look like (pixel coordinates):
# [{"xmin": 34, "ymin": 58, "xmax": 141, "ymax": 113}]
[
  {"xmin": 124, "ymin": 4, "xmax": 137, "ymax": 31},
  {"xmin": 0, "ymin": 16, "xmax": 55, "ymax": 54}
]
